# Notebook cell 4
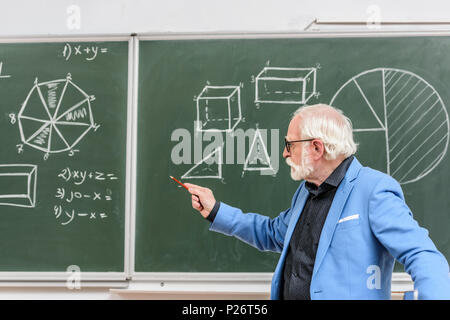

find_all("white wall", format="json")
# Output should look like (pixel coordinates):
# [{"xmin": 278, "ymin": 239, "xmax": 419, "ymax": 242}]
[
  {"xmin": 2, "ymin": 0, "xmax": 450, "ymax": 37},
  {"xmin": 0, "ymin": 0, "xmax": 439, "ymax": 299}
]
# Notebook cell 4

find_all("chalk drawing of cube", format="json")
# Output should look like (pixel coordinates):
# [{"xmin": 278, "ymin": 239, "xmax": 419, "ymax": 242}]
[
  {"xmin": 255, "ymin": 67, "xmax": 317, "ymax": 104},
  {"xmin": 0, "ymin": 164, "xmax": 37, "ymax": 208},
  {"xmin": 196, "ymin": 86, "xmax": 242, "ymax": 132}
]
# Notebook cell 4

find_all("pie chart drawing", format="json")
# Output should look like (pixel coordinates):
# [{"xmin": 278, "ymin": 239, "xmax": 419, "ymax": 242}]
[
  {"xmin": 18, "ymin": 74, "xmax": 96, "ymax": 154},
  {"xmin": 330, "ymin": 67, "xmax": 449, "ymax": 185}
]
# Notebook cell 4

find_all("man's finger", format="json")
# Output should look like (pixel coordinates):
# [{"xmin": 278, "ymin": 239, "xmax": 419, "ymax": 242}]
[
  {"xmin": 192, "ymin": 196, "xmax": 202, "ymax": 207},
  {"xmin": 185, "ymin": 183, "xmax": 209, "ymax": 193},
  {"xmin": 184, "ymin": 183, "xmax": 202, "ymax": 189},
  {"xmin": 193, "ymin": 202, "xmax": 204, "ymax": 212},
  {"xmin": 192, "ymin": 201, "xmax": 200, "ymax": 210},
  {"xmin": 188, "ymin": 186, "xmax": 206, "ymax": 197}
]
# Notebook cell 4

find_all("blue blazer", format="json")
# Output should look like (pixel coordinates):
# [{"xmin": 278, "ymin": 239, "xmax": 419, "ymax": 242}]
[{"xmin": 209, "ymin": 157, "xmax": 450, "ymax": 299}]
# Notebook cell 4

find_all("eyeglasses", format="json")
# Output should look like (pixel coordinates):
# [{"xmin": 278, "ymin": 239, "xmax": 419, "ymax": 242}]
[{"xmin": 284, "ymin": 137, "xmax": 315, "ymax": 153}]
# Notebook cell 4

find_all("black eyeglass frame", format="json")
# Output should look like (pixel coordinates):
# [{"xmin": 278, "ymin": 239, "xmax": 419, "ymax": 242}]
[{"xmin": 284, "ymin": 138, "xmax": 315, "ymax": 152}]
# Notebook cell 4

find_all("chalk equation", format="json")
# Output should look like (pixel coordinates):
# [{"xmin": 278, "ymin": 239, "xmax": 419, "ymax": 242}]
[
  {"xmin": 55, "ymin": 187, "xmax": 113, "ymax": 203},
  {"xmin": 62, "ymin": 43, "xmax": 108, "ymax": 61},
  {"xmin": 54, "ymin": 167, "xmax": 118, "ymax": 226},
  {"xmin": 54, "ymin": 205, "xmax": 109, "ymax": 226},
  {"xmin": 57, "ymin": 167, "xmax": 118, "ymax": 185}
]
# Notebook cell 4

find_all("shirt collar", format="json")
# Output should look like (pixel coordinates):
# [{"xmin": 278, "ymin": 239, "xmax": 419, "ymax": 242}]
[{"xmin": 305, "ymin": 155, "xmax": 354, "ymax": 197}]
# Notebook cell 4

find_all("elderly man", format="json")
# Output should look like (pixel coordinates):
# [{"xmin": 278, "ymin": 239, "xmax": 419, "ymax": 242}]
[{"xmin": 186, "ymin": 104, "xmax": 450, "ymax": 300}]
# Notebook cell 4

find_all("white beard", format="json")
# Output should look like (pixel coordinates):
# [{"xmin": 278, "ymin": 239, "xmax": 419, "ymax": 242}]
[{"xmin": 286, "ymin": 151, "xmax": 314, "ymax": 181}]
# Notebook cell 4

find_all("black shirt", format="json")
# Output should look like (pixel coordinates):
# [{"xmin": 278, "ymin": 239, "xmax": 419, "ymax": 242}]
[{"xmin": 281, "ymin": 156, "xmax": 354, "ymax": 300}]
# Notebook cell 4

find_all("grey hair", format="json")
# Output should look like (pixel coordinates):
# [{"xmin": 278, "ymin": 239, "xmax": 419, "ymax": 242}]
[{"xmin": 292, "ymin": 104, "xmax": 358, "ymax": 160}]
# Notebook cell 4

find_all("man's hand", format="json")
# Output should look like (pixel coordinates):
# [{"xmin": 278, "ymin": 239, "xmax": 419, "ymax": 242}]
[{"xmin": 184, "ymin": 183, "xmax": 216, "ymax": 219}]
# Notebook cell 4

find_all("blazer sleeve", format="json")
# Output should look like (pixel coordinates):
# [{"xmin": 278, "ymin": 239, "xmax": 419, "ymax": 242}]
[
  {"xmin": 368, "ymin": 175, "xmax": 450, "ymax": 299},
  {"xmin": 208, "ymin": 185, "xmax": 303, "ymax": 253}
]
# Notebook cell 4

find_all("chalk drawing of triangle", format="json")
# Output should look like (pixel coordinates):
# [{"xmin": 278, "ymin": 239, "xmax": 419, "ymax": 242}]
[
  {"xmin": 181, "ymin": 146, "xmax": 222, "ymax": 179},
  {"xmin": 243, "ymin": 129, "xmax": 273, "ymax": 171}
]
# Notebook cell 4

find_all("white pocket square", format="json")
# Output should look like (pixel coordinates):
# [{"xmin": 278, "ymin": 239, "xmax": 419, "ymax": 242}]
[{"xmin": 338, "ymin": 214, "xmax": 359, "ymax": 224}]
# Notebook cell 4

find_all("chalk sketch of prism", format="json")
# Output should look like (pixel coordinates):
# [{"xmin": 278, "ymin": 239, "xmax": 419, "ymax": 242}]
[
  {"xmin": 196, "ymin": 86, "xmax": 242, "ymax": 133},
  {"xmin": 181, "ymin": 147, "xmax": 223, "ymax": 179},
  {"xmin": 243, "ymin": 129, "xmax": 273, "ymax": 173},
  {"xmin": 255, "ymin": 67, "xmax": 317, "ymax": 104},
  {"xmin": 0, "ymin": 164, "xmax": 37, "ymax": 208}
]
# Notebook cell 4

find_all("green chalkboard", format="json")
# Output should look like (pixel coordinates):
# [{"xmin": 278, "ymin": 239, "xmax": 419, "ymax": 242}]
[
  {"xmin": 0, "ymin": 40, "xmax": 129, "ymax": 274},
  {"xmin": 135, "ymin": 36, "xmax": 450, "ymax": 273}
]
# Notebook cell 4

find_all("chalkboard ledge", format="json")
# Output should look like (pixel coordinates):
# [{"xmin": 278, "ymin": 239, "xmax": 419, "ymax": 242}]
[
  {"xmin": 0, "ymin": 272, "xmax": 128, "ymax": 283},
  {"xmin": 110, "ymin": 289, "xmax": 270, "ymax": 300},
  {"xmin": 130, "ymin": 272, "xmax": 273, "ymax": 282}
]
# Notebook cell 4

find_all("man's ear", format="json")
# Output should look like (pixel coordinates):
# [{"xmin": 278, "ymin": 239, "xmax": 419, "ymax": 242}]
[{"xmin": 311, "ymin": 139, "xmax": 324, "ymax": 159}]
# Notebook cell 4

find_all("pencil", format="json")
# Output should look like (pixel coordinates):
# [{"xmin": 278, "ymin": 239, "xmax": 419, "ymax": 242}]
[{"xmin": 169, "ymin": 176, "xmax": 189, "ymax": 191}]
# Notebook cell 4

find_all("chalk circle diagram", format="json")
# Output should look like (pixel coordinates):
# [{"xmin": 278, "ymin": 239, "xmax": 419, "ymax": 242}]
[
  {"xmin": 17, "ymin": 73, "xmax": 96, "ymax": 155},
  {"xmin": 330, "ymin": 67, "xmax": 449, "ymax": 185}
]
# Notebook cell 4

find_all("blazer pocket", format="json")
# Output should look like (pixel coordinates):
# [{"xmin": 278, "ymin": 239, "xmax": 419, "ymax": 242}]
[{"xmin": 336, "ymin": 214, "xmax": 360, "ymax": 230}]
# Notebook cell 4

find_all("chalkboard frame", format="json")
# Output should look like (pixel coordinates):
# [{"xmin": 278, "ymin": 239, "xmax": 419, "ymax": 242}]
[
  {"xmin": 131, "ymin": 30, "xmax": 450, "ymax": 285},
  {"xmin": 0, "ymin": 35, "xmax": 134, "ymax": 283}
]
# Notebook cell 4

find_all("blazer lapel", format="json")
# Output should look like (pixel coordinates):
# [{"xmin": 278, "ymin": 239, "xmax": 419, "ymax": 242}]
[
  {"xmin": 283, "ymin": 185, "xmax": 309, "ymax": 248},
  {"xmin": 271, "ymin": 184, "xmax": 310, "ymax": 299},
  {"xmin": 312, "ymin": 158, "xmax": 362, "ymax": 276}
]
